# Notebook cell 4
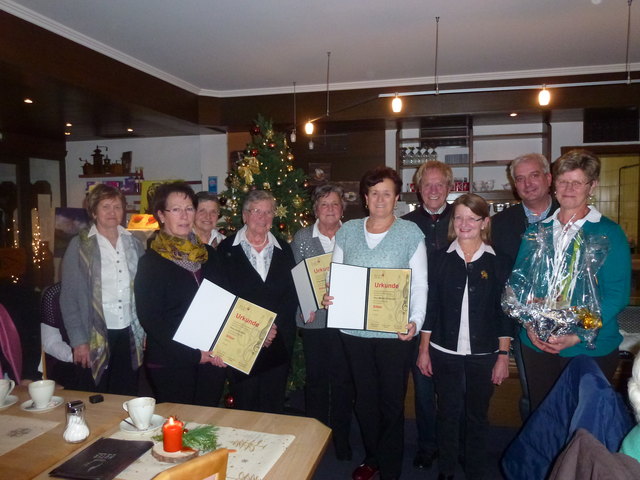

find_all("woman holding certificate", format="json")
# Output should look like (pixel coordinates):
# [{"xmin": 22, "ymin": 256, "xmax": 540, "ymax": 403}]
[
  {"xmin": 134, "ymin": 182, "xmax": 228, "ymax": 405},
  {"xmin": 417, "ymin": 193, "xmax": 512, "ymax": 480},
  {"xmin": 291, "ymin": 184, "xmax": 354, "ymax": 461},
  {"xmin": 218, "ymin": 190, "xmax": 297, "ymax": 414},
  {"xmin": 325, "ymin": 167, "xmax": 427, "ymax": 480}
]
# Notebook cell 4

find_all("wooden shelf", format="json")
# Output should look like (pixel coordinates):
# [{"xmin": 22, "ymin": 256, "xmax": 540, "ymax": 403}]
[
  {"xmin": 473, "ymin": 132, "xmax": 545, "ymax": 141},
  {"xmin": 473, "ymin": 160, "xmax": 512, "ymax": 167},
  {"xmin": 79, "ymin": 173, "xmax": 133, "ymax": 178}
]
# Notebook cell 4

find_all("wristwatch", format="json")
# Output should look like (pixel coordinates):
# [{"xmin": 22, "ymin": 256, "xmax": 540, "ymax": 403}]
[{"xmin": 497, "ymin": 350, "xmax": 509, "ymax": 356}]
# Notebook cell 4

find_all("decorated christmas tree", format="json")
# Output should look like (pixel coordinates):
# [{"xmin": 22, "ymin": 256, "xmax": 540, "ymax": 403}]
[{"xmin": 218, "ymin": 115, "xmax": 312, "ymax": 241}]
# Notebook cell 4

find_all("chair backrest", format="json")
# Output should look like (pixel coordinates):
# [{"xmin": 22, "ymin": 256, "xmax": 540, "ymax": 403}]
[
  {"xmin": 152, "ymin": 448, "xmax": 229, "ymax": 480},
  {"xmin": 0, "ymin": 303, "xmax": 22, "ymax": 382},
  {"xmin": 618, "ymin": 306, "xmax": 640, "ymax": 333}
]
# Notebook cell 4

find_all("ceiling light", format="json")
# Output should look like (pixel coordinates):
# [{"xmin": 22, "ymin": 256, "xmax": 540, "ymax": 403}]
[
  {"xmin": 66, "ymin": 122, "xmax": 73, "ymax": 127},
  {"xmin": 391, "ymin": 94, "xmax": 402, "ymax": 113},
  {"xmin": 305, "ymin": 121, "xmax": 314, "ymax": 135},
  {"xmin": 23, "ymin": 98, "xmax": 33, "ymax": 104},
  {"xmin": 509, "ymin": 112, "xmax": 518, "ymax": 117},
  {"xmin": 64, "ymin": 132, "xmax": 71, "ymax": 136},
  {"xmin": 127, "ymin": 128, "xmax": 134, "ymax": 132},
  {"xmin": 538, "ymin": 85, "xmax": 551, "ymax": 106}
]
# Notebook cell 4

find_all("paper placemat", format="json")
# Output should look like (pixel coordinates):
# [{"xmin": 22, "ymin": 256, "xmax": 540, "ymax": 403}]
[
  {"xmin": 0, "ymin": 414, "xmax": 60, "ymax": 456},
  {"xmin": 112, "ymin": 422, "xmax": 295, "ymax": 480}
]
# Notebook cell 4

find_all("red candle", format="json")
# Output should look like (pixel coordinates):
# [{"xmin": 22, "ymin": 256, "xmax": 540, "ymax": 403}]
[{"xmin": 162, "ymin": 416, "xmax": 184, "ymax": 452}]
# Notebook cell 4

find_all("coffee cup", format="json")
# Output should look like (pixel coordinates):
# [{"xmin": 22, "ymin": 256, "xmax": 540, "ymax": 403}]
[
  {"xmin": 0, "ymin": 378, "xmax": 15, "ymax": 404},
  {"xmin": 122, "ymin": 397, "xmax": 155, "ymax": 430},
  {"xmin": 28, "ymin": 379, "xmax": 55, "ymax": 409}
]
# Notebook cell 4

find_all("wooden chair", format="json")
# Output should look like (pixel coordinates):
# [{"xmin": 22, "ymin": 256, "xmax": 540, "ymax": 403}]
[{"xmin": 152, "ymin": 448, "xmax": 229, "ymax": 480}]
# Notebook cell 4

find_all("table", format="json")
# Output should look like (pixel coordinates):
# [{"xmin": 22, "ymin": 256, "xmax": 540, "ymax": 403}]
[{"xmin": 0, "ymin": 387, "xmax": 331, "ymax": 480}]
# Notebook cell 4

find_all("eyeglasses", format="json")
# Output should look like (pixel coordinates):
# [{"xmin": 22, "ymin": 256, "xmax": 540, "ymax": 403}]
[
  {"xmin": 453, "ymin": 216, "xmax": 483, "ymax": 224},
  {"xmin": 245, "ymin": 208, "xmax": 275, "ymax": 217},
  {"xmin": 164, "ymin": 206, "xmax": 196, "ymax": 216},
  {"xmin": 556, "ymin": 180, "xmax": 591, "ymax": 190}
]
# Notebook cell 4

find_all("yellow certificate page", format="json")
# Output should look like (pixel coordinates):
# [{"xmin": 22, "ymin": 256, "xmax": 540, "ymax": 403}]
[
  {"xmin": 365, "ymin": 268, "xmax": 411, "ymax": 333},
  {"xmin": 212, "ymin": 298, "xmax": 276, "ymax": 374},
  {"xmin": 306, "ymin": 253, "xmax": 332, "ymax": 306}
]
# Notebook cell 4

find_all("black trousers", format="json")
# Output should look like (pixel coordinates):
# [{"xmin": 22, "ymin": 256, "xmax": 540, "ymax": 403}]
[
  {"xmin": 521, "ymin": 345, "xmax": 620, "ymax": 412},
  {"xmin": 411, "ymin": 337, "xmax": 438, "ymax": 456},
  {"xmin": 341, "ymin": 333, "xmax": 413, "ymax": 480},
  {"xmin": 147, "ymin": 364, "xmax": 198, "ymax": 404},
  {"xmin": 430, "ymin": 347, "xmax": 495, "ymax": 479},
  {"xmin": 230, "ymin": 363, "xmax": 289, "ymax": 414},
  {"xmin": 76, "ymin": 327, "xmax": 139, "ymax": 396},
  {"xmin": 301, "ymin": 328, "xmax": 354, "ymax": 452}
]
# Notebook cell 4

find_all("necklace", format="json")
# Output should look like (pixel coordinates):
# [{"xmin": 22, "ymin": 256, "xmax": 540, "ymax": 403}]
[{"xmin": 247, "ymin": 234, "xmax": 268, "ymax": 249}]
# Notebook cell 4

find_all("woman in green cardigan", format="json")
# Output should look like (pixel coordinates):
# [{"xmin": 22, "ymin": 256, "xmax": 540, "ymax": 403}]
[{"xmin": 512, "ymin": 149, "xmax": 631, "ymax": 412}]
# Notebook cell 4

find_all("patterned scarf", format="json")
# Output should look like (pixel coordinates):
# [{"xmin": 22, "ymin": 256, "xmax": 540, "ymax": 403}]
[{"xmin": 151, "ymin": 230, "xmax": 208, "ymax": 272}]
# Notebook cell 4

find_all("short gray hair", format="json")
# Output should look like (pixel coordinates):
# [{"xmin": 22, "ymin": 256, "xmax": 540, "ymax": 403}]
[
  {"xmin": 242, "ymin": 190, "xmax": 276, "ymax": 212},
  {"xmin": 312, "ymin": 184, "xmax": 346, "ymax": 214},
  {"xmin": 509, "ymin": 153, "xmax": 550, "ymax": 180}
]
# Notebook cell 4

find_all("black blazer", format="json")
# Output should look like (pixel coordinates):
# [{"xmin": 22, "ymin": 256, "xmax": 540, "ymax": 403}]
[
  {"xmin": 491, "ymin": 200, "xmax": 559, "ymax": 269},
  {"xmin": 135, "ymin": 245, "xmax": 228, "ymax": 368},
  {"xmin": 424, "ymin": 247, "xmax": 514, "ymax": 354},
  {"xmin": 217, "ymin": 235, "xmax": 298, "ymax": 378}
]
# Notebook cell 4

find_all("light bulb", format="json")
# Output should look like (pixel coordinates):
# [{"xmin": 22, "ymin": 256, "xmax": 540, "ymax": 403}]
[
  {"xmin": 305, "ymin": 121, "xmax": 314, "ymax": 135},
  {"xmin": 391, "ymin": 94, "xmax": 402, "ymax": 113},
  {"xmin": 308, "ymin": 140, "xmax": 314, "ymax": 150},
  {"xmin": 538, "ymin": 86, "xmax": 551, "ymax": 106},
  {"xmin": 290, "ymin": 130, "xmax": 296, "ymax": 143}
]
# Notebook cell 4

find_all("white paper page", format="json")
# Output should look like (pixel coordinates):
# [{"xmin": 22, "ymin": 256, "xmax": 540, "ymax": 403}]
[
  {"xmin": 291, "ymin": 260, "xmax": 318, "ymax": 323},
  {"xmin": 173, "ymin": 279, "xmax": 236, "ymax": 351},
  {"xmin": 326, "ymin": 263, "xmax": 367, "ymax": 330}
]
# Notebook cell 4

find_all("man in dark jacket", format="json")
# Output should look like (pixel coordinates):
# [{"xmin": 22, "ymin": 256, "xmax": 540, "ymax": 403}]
[
  {"xmin": 401, "ymin": 160, "xmax": 453, "ymax": 471},
  {"xmin": 492, "ymin": 153, "xmax": 557, "ymax": 420}
]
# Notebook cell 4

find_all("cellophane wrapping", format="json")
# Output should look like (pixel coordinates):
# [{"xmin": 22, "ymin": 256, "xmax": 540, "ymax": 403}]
[{"xmin": 502, "ymin": 221, "xmax": 608, "ymax": 349}]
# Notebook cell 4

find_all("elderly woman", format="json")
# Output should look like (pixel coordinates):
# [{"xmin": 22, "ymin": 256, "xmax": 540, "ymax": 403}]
[
  {"xmin": 418, "ymin": 194, "xmax": 512, "ymax": 480},
  {"xmin": 134, "ymin": 182, "xmax": 227, "ymax": 405},
  {"xmin": 60, "ymin": 184, "xmax": 145, "ymax": 395},
  {"xmin": 325, "ymin": 167, "xmax": 427, "ymax": 480},
  {"xmin": 291, "ymin": 184, "xmax": 354, "ymax": 460},
  {"xmin": 194, "ymin": 191, "xmax": 225, "ymax": 247},
  {"xmin": 513, "ymin": 149, "xmax": 631, "ymax": 411},
  {"xmin": 218, "ymin": 190, "xmax": 297, "ymax": 414}
]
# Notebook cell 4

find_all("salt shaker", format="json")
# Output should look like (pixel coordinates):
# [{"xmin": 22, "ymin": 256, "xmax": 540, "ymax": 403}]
[{"xmin": 63, "ymin": 400, "xmax": 90, "ymax": 443}]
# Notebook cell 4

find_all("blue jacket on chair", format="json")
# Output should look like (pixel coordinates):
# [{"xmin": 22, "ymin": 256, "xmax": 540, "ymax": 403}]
[{"xmin": 501, "ymin": 355, "xmax": 634, "ymax": 480}]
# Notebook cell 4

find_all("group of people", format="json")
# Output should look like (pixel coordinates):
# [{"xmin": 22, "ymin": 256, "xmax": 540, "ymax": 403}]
[{"xmin": 46, "ymin": 147, "xmax": 630, "ymax": 480}]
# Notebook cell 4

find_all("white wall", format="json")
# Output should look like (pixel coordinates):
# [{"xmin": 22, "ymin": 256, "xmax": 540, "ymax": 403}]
[{"xmin": 65, "ymin": 134, "xmax": 228, "ymax": 208}]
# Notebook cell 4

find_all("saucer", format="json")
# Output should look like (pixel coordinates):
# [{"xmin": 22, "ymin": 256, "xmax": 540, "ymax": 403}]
[
  {"xmin": 0, "ymin": 395, "xmax": 18, "ymax": 410},
  {"xmin": 20, "ymin": 396, "xmax": 64, "ymax": 413},
  {"xmin": 119, "ymin": 414, "xmax": 164, "ymax": 434}
]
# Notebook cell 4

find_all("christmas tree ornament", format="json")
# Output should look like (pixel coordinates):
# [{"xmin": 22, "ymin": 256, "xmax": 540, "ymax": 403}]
[
  {"xmin": 287, "ymin": 164, "xmax": 294, "ymax": 172},
  {"xmin": 279, "ymin": 222, "xmax": 286, "ymax": 231},
  {"xmin": 224, "ymin": 394, "xmax": 235, "ymax": 408},
  {"xmin": 250, "ymin": 148, "xmax": 259, "ymax": 156},
  {"xmin": 275, "ymin": 204, "xmax": 288, "ymax": 218},
  {"xmin": 263, "ymin": 182, "xmax": 271, "ymax": 190},
  {"xmin": 293, "ymin": 195, "xmax": 303, "ymax": 208},
  {"xmin": 242, "ymin": 185, "xmax": 249, "ymax": 193},
  {"xmin": 287, "ymin": 153, "xmax": 294, "ymax": 162},
  {"xmin": 219, "ymin": 197, "xmax": 227, "ymax": 206},
  {"xmin": 268, "ymin": 141, "xmax": 276, "ymax": 149},
  {"xmin": 251, "ymin": 125, "xmax": 261, "ymax": 136}
]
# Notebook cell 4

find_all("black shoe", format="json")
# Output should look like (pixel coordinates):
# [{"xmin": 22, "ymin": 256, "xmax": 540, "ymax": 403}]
[{"xmin": 413, "ymin": 450, "xmax": 437, "ymax": 470}]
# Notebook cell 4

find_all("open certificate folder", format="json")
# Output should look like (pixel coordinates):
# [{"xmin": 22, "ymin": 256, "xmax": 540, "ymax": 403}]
[
  {"xmin": 291, "ymin": 252, "xmax": 332, "ymax": 322},
  {"xmin": 173, "ymin": 279, "xmax": 277, "ymax": 375},
  {"xmin": 327, "ymin": 263, "xmax": 411, "ymax": 334}
]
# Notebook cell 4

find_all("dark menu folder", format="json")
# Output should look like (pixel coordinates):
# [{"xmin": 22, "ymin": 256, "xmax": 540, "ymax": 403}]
[{"xmin": 49, "ymin": 438, "xmax": 153, "ymax": 480}]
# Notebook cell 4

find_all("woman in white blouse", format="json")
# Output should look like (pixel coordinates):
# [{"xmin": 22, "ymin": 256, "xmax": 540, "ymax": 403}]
[
  {"xmin": 60, "ymin": 184, "xmax": 145, "ymax": 394},
  {"xmin": 417, "ymin": 193, "xmax": 512, "ymax": 480}
]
